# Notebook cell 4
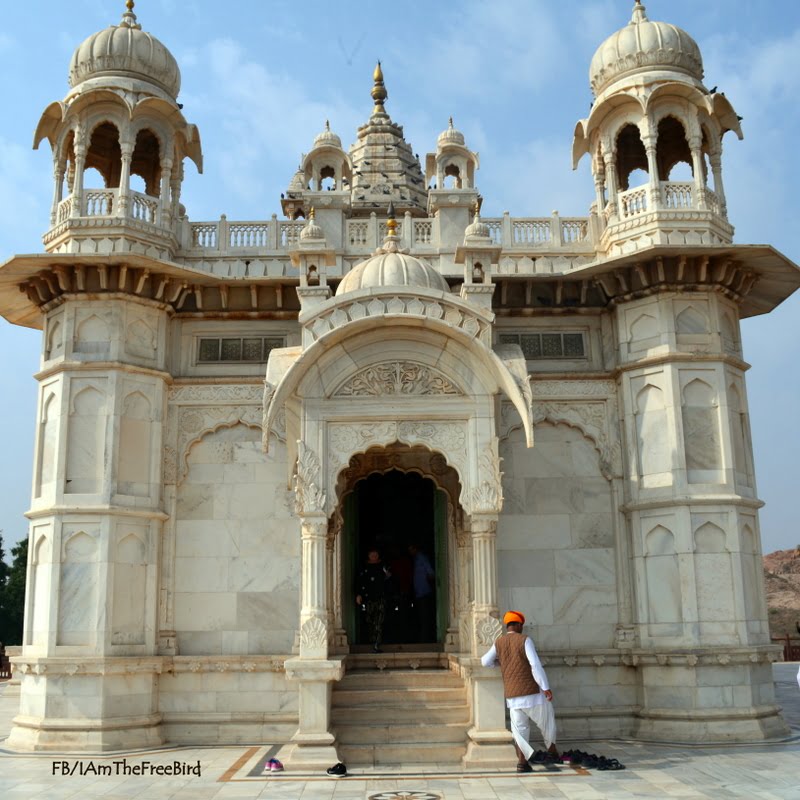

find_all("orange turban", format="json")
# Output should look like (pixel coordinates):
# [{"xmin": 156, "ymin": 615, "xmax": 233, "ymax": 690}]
[{"xmin": 503, "ymin": 611, "xmax": 525, "ymax": 626}]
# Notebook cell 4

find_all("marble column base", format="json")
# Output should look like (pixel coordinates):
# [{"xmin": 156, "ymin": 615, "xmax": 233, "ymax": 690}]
[
  {"xmin": 283, "ymin": 740, "xmax": 341, "ymax": 770},
  {"xmin": 462, "ymin": 728, "xmax": 516, "ymax": 771},
  {"xmin": 6, "ymin": 712, "xmax": 164, "ymax": 752}
]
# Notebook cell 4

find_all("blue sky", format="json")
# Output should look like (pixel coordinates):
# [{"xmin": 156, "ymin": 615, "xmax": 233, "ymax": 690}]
[{"xmin": 0, "ymin": 0, "xmax": 798, "ymax": 556}]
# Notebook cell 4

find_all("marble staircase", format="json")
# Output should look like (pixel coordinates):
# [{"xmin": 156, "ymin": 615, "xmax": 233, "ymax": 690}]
[{"xmin": 333, "ymin": 655, "xmax": 470, "ymax": 766}]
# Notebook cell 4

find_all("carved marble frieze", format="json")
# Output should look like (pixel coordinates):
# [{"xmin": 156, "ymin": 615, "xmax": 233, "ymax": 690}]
[
  {"xmin": 500, "ymin": 386, "xmax": 623, "ymax": 479},
  {"xmin": 332, "ymin": 360, "xmax": 462, "ymax": 397},
  {"xmin": 293, "ymin": 442, "xmax": 327, "ymax": 515},
  {"xmin": 168, "ymin": 384, "xmax": 264, "ymax": 404},
  {"xmin": 470, "ymin": 443, "xmax": 503, "ymax": 513},
  {"xmin": 163, "ymin": 383, "xmax": 287, "ymax": 484},
  {"xmin": 304, "ymin": 293, "xmax": 491, "ymax": 344}
]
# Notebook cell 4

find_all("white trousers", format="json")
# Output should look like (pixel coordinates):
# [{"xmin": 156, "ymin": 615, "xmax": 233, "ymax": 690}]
[{"xmin": 509, "ymin": 703, "xmax": 557, "ymax": 758}]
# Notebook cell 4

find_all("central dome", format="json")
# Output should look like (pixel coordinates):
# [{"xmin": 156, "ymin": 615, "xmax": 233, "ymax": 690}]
[
  {"xmin": 69, "ymin": 3, "xmax": 181, "ymax": 99},
  {"xmin": 336, "ymin": 218, "xmax": 448, "ymax": 296},
  {"xmin": 590, "ymin": 1, "xmax": 703, "ymax": 96}
]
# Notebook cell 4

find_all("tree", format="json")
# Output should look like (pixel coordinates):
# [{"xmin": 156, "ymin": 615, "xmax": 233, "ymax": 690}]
[
  {"xmin": 0, "ymin": 535, "xmax": 27, "ymax": 646},
  {"xmin": 0, "ymin": 531, "xmax": 9, "ymax": 591}
]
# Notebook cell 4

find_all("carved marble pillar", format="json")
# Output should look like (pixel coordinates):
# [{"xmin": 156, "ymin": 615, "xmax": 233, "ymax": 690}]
[
  {"xmin": 689, "ymin": 136, "xmax": 708, "ymax": 210},
  {"xmin": 51, "ymin": 163, "xmax": 65, "ymax": 227},
  {"xmin": 470, "ymin": 513, "xmax": 500, "ymax": 654},
  {"xmin": 709, "ymin": 151, "xmax": 727, "ymax": 216},
  {"xmin": 593, "ymin": 155, "xmax": 606, "ymax": 216},
  {"xmin": 117, "ymin": 142, "xmax": 133, "ymax": 218},
  {"xmin": 70, "ymin": 142, "xmax": 86, "ymax": 219},
  {"xmin": 299, "ymin": 514, "xmax": 329, "ymax": 652},
  {"xmin": 643, "ymin": 138, "xmax": 660, "ymax": 208},
  {"xmin": 603, "ymin": 150, "xmax": 619, "ymax": 219},
  {"xmin": 158, "ymin": 156, "xmax": 173, "ymax": 227},
  {"xmin": 283, "ymin": 444, "xmax": 343, "ymax": 769},
  {"xmin": 462, "ymin": 511, "xmax": 512, "ymax": 769}
]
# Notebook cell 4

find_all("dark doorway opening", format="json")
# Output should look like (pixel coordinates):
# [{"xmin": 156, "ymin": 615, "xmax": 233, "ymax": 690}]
[{"xmin": 344, "ymin": 469, "xmax": 447, "ymax": 650}]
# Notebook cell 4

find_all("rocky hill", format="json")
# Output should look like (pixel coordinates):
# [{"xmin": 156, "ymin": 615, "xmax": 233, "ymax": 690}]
[{"xmin": 764, "ymin": 548, "xmax": 800, "ymax": 639}]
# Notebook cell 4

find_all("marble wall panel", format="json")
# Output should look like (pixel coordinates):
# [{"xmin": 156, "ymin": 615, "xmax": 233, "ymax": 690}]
[
  {"xmin": 174, "ymin": 423, "xmax": 298, "ymax": 655},
  {"xmin": 65, "ymin": 381, "xmax": 107, "ymax": 494},
  {"xmin": 552, "ymin": 586, "xmax": 617, "ymax": 625},
  {"xmin": 111, "ymin": 531, "xmax": 147, "ymax": 645},
  {"xmin": 499, "ymin": 421, "xmax": 619, "ymax": 649},
  {"xmin": 57, "ymin": 528, "xmax": 99, "ymax": 646},
  {"xmin": 554, "ymin": 548, "xmax": 615, "ymax": 585}
]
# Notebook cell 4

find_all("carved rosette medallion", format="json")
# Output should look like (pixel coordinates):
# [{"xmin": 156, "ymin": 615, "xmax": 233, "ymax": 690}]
[
  {"xmin": 475, "ymin": 615, "xmax": 504, "ymax": 647},
  {"xmin": 299, "ymin": 616, "xmax": 329, "ymax": 651}
]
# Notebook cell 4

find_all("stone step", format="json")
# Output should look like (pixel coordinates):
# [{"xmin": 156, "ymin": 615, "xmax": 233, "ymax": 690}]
[
  {"xmin": 335, "ymin": 721, "xmax": 468, "ymax": 745},
  {"xmin": 339, "ymin": 668, "xmax": 463, "ymax": 688},
  {"xmin": 338, "ymin": 741, "xmax": 467, "ymax": 766},
  {"xmin": 332, "ymin": 687, "xmax": 466, "ymax": 706},
  {"xmin": 333, "ymin": 702, "xmax": 470, "ymax": 724}
]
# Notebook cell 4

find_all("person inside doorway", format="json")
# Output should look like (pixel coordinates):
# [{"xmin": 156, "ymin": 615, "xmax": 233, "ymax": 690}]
[
  {"xmin": 408, "ymin": 543, "xmax": 435, "ymax": 643},
  {"xmin": 480, "ymin": 610, "xmax": 558, "ymax": 772},
  {"xmin": 355, "ymin": 548, "xmax": 391, "ymax": 653}
]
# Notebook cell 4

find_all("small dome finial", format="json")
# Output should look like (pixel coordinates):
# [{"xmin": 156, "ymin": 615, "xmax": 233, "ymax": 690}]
[
  {"xmin": 121, "ymin": 0, "xmax": 140, "ymax": 29},
  {"xmin": 631, "ymin": 1, "xmax": 648, "ymax": 23},
  {"xmin": 371, "ymin": 60, "xmax": 388, "ymax": 115}
]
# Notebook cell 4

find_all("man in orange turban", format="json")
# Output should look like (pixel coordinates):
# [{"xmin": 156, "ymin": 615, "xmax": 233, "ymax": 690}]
[{"xmin": 481, "ymin": 611, "xmax": 558, "ymax": 772}]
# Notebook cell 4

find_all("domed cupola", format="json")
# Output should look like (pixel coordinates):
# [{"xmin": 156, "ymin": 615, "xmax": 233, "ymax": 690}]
[
  {"xmin": 313, "ymin": 121, "xmax": 343, "ymax": 150},
  {"xmin": 437, "ymin": 117, "xmax": 466, "ymax": 148},
  {"xmin": 589, "ymin": 1, "xmax": 703, "ymax": 97},
  {"xmin": 337, "ymin": 204, "xmax": 449, "ymax": 295},
  {"xmin": 68, "ymin": 1, "xmax": 181, "ymax": 99},
  {"xmin": 300, "ymin": 207, "xmax": 325, "ymax": 242}
]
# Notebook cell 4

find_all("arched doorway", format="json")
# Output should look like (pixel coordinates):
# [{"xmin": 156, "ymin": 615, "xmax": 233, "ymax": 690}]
[{"xmin": 333, "ymin": 443, "xmax": 462, "ymax": 653}]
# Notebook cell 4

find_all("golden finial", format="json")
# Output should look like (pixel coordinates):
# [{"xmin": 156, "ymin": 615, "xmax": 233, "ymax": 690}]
[
  {"xmin": 371, "ymin": 60, "xmax": 388, "ymax": 115},
  {"xmin": 126, "ymin": 0, "xmax": 135, "ymax": 10},
  {"xmin": 449, "ymin": 116, "xmax": 454, "ymax": 128},
  {"xmin": 309, "ymin": 207, "xmax": 316, "ymax": 221},
  {"xmin": 325, "ymin": 120, "xmax": 330, "ymax": 131},
  {"xmin": 386, "ymin": 201, "xmax": 397, "ymax": 235}
]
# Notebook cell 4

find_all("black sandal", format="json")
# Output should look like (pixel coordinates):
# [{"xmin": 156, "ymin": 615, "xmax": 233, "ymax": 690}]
[{"xmin": 517, "ymin": 762, "xmax": 533, "ymax": 773}]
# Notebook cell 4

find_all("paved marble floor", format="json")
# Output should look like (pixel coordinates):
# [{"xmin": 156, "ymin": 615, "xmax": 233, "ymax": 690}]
[{"xmin": 1, "ymin": 664, "xmax": 798, "ymax": 800}]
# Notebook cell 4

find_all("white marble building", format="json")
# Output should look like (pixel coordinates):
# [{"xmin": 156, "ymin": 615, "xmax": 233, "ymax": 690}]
[{"xmin": 1, "ymin": 0, "xmax": 799, "ymax": 767}]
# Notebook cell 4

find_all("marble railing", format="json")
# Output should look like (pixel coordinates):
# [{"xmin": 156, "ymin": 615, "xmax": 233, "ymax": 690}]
[
  {"xmin": 185, "ymin": 211, "xmax": 595, "ymax": 255},
  {"xmin": 56, "ymin": 188, "xmax": 163, "ymax": 226},
  {"xmin": 617, "ymin": 181, "xmax": 725, "ymax": 220}
]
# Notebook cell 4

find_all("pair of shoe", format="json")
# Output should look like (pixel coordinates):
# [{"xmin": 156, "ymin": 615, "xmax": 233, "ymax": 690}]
[
  {"xmin": 326, "ymin": 762, "xmax": 347, "ymax": 777},
  {"xmin": 263, "ymin": 758, "xmax": 283, "ymax": 773}
]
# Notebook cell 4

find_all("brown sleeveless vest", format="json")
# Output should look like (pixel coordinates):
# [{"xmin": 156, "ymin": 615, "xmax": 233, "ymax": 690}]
[{"xmin": 494, "ymin": 632, "xmax": 540, "ymax": 698}]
